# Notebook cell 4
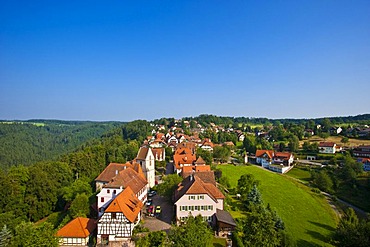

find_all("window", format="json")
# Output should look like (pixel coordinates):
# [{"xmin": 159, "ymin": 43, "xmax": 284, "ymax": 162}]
[
  {"xmin": 112, "ymin": 213, "xmax": 116, "ymax": 219},
  {"xmin": 201, "ymin": 206, "xmax": 206, "ymax": 211},
  {"xmin": 195, "ymin": 206, "xmax": 199, "ymax": 211},
  {"xmin": 189, "ymin": 195, "xmax": 195, "ymax": 200},
  {"xmin": 189, "ymin": 206, "xmax": 194, "ymax": 211},
  {"xmin": 113, "ymin": 190, "xmax": 116, "ymax": 194},
  {"xmin": 208, "ymin": 205, "xmax": 213, "ymax": 211},
  {"xmin": 107, "ymin": 189, "xmax": 110, "ymax": 194},
  {"xmin": 101, "ymin": 197, "xmax": 104, "ymax": 203},
  {"xmin": 197, "ymin": 195, "xmax": 204, "ymax": 200}
]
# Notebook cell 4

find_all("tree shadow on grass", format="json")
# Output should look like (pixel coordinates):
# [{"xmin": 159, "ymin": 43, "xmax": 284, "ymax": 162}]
[
  {"xmin": 296, "ymin": 239, "xmax": 321, "ymax": 247},
  {"xmin": 306, "ymin": 230, "xmax": 331, "ymax": 244},
  {"xmin": 309, "ymin": 220, "xmax": 336, "ymax": 232}
]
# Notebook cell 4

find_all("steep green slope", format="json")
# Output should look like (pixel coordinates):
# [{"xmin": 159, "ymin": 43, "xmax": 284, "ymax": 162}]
[{"xmin": 219, "ymin": 164, "xmax": 338, "ymax": 247}]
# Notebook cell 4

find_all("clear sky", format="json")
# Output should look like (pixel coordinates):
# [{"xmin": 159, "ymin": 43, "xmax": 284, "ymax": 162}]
[{"xmin": 1, "ymin": 1, "xmax": 369, "ymax": 121}]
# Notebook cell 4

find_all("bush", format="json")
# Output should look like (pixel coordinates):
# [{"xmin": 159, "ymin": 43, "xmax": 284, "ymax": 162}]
[{"xmin": 311, "ymin": 188, "xmax": 321, "ymax": 194}]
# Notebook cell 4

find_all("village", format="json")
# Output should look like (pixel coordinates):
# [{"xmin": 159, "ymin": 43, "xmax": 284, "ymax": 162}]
[{"xmin": 55, "ymin": 119, "xmax": 370, "ymax": 246}]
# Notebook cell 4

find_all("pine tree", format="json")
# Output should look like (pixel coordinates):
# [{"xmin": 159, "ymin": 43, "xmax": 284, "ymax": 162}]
[
  {"xmin": 246, "ymin": 184, "xmax": 263, "ymax": 208},
  {"xmin": 0, "ymin": 225, "xmax": 12, "ymax": 247}
]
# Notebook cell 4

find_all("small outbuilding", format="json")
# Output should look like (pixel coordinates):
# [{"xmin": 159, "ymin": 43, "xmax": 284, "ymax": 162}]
[{"xmin": 215, "ymin": 209, "xmax": 236, "ymax": 237}]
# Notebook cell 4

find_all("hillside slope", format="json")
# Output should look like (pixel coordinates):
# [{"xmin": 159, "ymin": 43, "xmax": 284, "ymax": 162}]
[{"xmin": 219, "ymin": 164, "xmax": 338, "ymax": 246}]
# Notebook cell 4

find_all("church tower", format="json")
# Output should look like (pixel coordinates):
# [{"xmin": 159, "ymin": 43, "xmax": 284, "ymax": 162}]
[{"xmin": 136, "ymin": 146, "xmax": 155, "ymax": 188}]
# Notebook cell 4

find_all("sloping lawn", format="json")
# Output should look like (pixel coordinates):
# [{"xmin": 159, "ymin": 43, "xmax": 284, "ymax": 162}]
[
  {"xmin": 285, "ymin": 167, "xmax": 312, "ymax": 183},
  {"xmin": 219, "ymin": 164, "xmax": 338, "ymax": 247}
]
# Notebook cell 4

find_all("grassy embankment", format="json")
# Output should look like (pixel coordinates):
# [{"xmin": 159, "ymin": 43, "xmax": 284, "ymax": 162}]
[{"xmin": 218, "ymin": 164, "xmax": 338, "ymax": 247}]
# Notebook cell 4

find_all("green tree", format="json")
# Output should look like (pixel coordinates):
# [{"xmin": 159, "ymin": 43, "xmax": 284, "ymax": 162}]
[
  {"xmin": 213, "ymin": 146, "xmax": 231, "ymax": 163},
  {"xmin": 243, "ymin": 136, "xmax": 256, "ymax": 153},
  {"xmin": 196, "ymin": 148, "xmax": 213, "ymax": 165},
  {"xmin": 239, "ymin": 207, "xmax": 283, "ymax": 246},
  {"xmin": 0, "ymin": 225, "xmax": 12, "ymax": 247},
  {"xmin": 237, "ymin": 174, "xmax": 260, "ymax": 202},
  {"xmin": 246, "ymin": 184, "xmax": 263, "ymax": 208},
  {"xmin": 135, "ymin": 231, "xmax": 168, "ymax": 247},
  {"xmin": 169, "ymin": 215, "xmax": 213, "ymax": 247},
  {"xmin": 156, "ymin": 174, "xmax": 183, "ymax": 200},
  {"xmin": 288, "ymin": 135, "xmax": 299, "ymax": 152},
  {"xmin": 62, "ymin": 179, "xmax": 92, "ymax": 202},
  {"xmin": 312, "ymin": 170, "xmax": 333, "ymax": 193},
  {"xmin": 334, "ymin": 208, "xmax": 370, "ymax": 247},
  {"xmin": 12, "ymin": 222, "xmax": 58, "ymax": 247},
  {"xmin": 69, "ymin": 193, "xmax": 90, "ymax": 218}
]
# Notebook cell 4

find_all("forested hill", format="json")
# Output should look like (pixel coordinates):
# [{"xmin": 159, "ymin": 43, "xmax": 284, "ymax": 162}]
[
  {"xmin": 0, "ymin": 120, "xmax": 122, "ymax": 169},
  {"xmin": 176, "ymin": 113, "xmax": 370, "ymax": 127}
]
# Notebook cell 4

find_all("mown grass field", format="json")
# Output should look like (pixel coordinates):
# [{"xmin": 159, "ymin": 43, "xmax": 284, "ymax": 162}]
[
  {"xmin": 218, "ymin": 164, "xmax": 338, "ymax": 247},
  {"xmin": 285, "ymin": 167, "xmax": 312, "ymax": 183}
]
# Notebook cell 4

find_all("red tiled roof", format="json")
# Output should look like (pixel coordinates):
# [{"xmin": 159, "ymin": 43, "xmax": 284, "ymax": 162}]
[
  {"xmin": 105, "ymin": 186, "xmax": 143, "ymax": 223},
  {"xmin": 56, "ymin": 217, "xmax": 95, "ymax": 238},
  {"xmin": 95, "ymin": 163, "xmax": 129, "ymax": 183},
  {"xmin": 104, "ymin": 167, "xmax": 148, "ymax": 194},
  {"xmin": 174, "ymin": 174, "xmax": 223, "ymax": 202},
  {"xmin": 173, "ymin": 147, "xmax": 196, "ymax": 169},
  {"xmin": 194, "ymin": 156, "xmax": 206, "ymax": 165},
  {"xmin": 274, "ymin": 152, "xmax": 292, "ymax": 159},
  {"xmin": 255, "ymin": 150, "xmax": 274, "ymax": 159},
  {"xmin": 195, "ymin": 165, "xmax": 211, "ymax": 172},
  {"xmin": 319, "ymin": 142, "xmax": 336, "ymax": 147}
]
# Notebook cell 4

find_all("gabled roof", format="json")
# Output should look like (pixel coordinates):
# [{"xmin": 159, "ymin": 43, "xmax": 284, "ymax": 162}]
[
  {"xmin": 274, "ymin": 152, "xmax": 293, "ymax": 159},
  {"xmin": 255, "ymin": 150, "xmax": 274, "ymax": 159},
  {"xmin": 104, "ymin": 167, "xmax": 148, "ymax": 194},
  {"xmin": 56, "ymin": 217, "xmax": 95, "ymax": 238},
  {"xmin": 319, "ymin": 142, "xmax": 336, "ymax": 147},
  {"xmin": 136, "ymin": 146, "xmax": 150, "ymax": 160},
  {"xmin": 194, "ymin": 156, "xmax": 206, "ymax": 165},
  {"xmin": 105, "ymin": 186, "xmax": 143, "ymax": 223},
  {"xmin": 95, "ymin": 163, "xmax": 129, "ymax": 183},
  {"xmin": 215, "ymin": 209, "xmax": 236, "ymax": 227},
  {"xmin": 181, "ymin": 168, "xmax": 214, "ymax": 185},
  {"xmin": 174, "ymin": 174, "xmax": 224, "ymax": 202}
]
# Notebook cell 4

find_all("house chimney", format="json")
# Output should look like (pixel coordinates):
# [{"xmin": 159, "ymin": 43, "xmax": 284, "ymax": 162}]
[{"xmin": 115, "ymin": 170, "xmax": 118, "ymax": 175}]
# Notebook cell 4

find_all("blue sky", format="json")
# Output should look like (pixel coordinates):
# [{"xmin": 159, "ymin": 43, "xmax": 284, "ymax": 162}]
[{"xmin": 1, "ymin": 1, "xmax": 369, "ymax": 121}]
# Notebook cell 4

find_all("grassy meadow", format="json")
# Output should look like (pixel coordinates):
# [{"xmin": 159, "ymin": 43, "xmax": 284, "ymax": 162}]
[{"xmin": 218, "ymin": 164, "xmax": 338, "ymax": 247}]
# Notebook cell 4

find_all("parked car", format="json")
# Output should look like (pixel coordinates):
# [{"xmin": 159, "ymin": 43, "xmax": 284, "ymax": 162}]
[
  {"xmin": 155, "ymin": 205, "xmax": 161, "ymax": 216},
  {"xmin": 147, "ymin": 205, "xmax": 154, "ymax": 216},
  {"xmin": 146, "ymin": 199, "xmax": 153, "ymax": 206},
  {"xmin": 148, "ymin": 190, "xmax": 157, "ymax": 197}
]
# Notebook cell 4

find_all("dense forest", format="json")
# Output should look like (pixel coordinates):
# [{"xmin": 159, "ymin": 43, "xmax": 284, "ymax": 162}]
[
  {"xmin": 0, "ymin": 120, "xmax": 152, "ymax": 243},
  {"xmin": 0, "ymin": 121, "xmax": 122, "ymax": 169},
  {"xmin": 178, "ymin": 113, "xmax": 370, "ymax": 127}
]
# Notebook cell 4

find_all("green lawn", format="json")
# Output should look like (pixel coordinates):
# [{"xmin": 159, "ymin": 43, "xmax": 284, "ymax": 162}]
[
  {"xmin": 218, "ymin": 164, "xmax": 338, "ymax": 247},
  {"xmin": 285, "ymin": 167, "xmax": 312, "ymax": 183},
  {"xmin": 212, "ymin": 237, "xmax": 227, "ymax": 247}
]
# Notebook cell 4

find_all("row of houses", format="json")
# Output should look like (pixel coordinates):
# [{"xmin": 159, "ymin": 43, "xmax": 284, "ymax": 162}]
[{"xmin": 56, "ymin": 145, "xmax": 236, "ymax": 246}]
